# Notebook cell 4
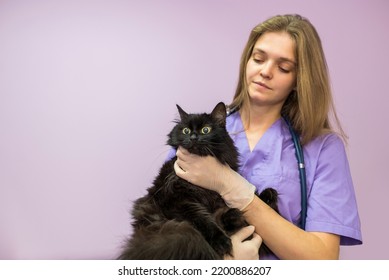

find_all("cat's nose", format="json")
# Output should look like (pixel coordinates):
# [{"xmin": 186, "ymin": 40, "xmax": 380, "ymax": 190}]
[{"xmin": 190, "ymin": 133, "xmax": 197, "ymax": 140}]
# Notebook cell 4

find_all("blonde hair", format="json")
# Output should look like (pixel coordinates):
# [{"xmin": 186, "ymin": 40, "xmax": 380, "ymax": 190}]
[{"xmin": 230, "ymin": 14, "xmax": 346, "ymax": 145}]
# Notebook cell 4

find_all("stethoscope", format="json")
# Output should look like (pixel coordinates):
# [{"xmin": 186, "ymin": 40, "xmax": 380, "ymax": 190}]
[{"xmin": 227, "ymin": 108, "xmax": 307, "ymax": 230}]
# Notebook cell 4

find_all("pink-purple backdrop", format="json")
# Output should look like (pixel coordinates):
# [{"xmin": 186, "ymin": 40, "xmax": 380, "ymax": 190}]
[{"xmin": 0, "ymin": 0, "xmax": 388, "ymax": 259}]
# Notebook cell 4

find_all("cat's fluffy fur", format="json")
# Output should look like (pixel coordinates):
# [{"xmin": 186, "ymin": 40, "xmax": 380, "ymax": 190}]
[{"xmin": 118, "ymin": 102, "xmax": 278, "ymax": 259}]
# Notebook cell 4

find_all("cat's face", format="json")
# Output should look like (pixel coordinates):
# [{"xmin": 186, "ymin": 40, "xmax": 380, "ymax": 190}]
[{"xmin": 167, "ymin": 103, "xmax": 228, "ymax": 156}]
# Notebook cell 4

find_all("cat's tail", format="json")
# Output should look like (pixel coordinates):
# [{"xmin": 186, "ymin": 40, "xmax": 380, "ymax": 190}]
[{"xmin": 117, "ymin": 220, "xmax": 221, "ymax": 260}]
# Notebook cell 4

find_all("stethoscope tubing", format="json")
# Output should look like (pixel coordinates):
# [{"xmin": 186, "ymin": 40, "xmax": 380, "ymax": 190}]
[{"xmin": 282, "ymin": 116, "xmax": 307, "ymax": 230}]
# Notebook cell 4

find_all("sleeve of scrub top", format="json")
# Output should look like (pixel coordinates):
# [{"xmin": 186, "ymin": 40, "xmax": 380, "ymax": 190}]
[{"xmin": 305, "ymin": 134, "xmax": 362, "ymax": 245}]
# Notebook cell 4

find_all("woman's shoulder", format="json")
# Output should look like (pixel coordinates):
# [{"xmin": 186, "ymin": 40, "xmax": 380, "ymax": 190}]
[
  {"xmin": 305, "ymin": 132, "xmax": 346, "ymax": 154},
  {"xmin": 303, "ymin": 132, "xmax": 350, "ymax": 178},
  {"xmin": 226, "ymin": 111, "xmax": 244, "ymax": 134}
]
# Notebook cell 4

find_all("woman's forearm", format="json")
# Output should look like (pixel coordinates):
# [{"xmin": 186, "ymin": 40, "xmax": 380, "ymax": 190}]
[{"xmin": 243, "ymin": 196, "xmax": 340, "ymax": 260}]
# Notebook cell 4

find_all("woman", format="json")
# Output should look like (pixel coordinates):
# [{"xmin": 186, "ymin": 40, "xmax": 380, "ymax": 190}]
[{"xmin": 174, "ymin": 14, "xmax": 362, "ymax": 259}]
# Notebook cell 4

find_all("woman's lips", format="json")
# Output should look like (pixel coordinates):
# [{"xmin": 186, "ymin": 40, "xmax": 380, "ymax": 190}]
[{"xmin": 253, "ymin": 81, "xmax": 272, "ymax": 90}]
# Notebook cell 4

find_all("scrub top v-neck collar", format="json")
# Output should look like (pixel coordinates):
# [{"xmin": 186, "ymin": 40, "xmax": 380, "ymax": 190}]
[{"xmin": 226, "ymin": 111, "xmax": 284, "ymax": 179}]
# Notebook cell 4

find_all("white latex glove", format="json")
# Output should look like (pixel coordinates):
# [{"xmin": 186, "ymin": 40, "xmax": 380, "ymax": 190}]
[
  {"xmin": 174, "ymin": 147, "xmax": 256, "ymax": 210},
  {"xmin": 224, "ymin": 226, "xmax": 262, "ymax": 260}
]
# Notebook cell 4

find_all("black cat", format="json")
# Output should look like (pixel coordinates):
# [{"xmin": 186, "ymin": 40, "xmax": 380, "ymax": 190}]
[{"xmin": 118, "ymin": 102, "xmax": 278, "ymax": 259}]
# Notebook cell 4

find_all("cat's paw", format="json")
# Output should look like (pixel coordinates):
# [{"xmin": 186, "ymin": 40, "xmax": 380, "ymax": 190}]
[
  {"xmin": 258, "ymin": 188, "xmax": 279, "ymax": 212},
  {"xmin": 221, "ymin": 208, "xmax": 248, "ymax": 233},
  {"xmin": 209, "ymin": 231, "xmax": 232, "ymax": 257}
]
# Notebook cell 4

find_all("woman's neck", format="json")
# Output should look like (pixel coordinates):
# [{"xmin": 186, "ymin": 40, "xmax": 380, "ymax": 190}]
[{"xmin": 240, "ymin": 104, "xmax": 281, "ymax": 132}]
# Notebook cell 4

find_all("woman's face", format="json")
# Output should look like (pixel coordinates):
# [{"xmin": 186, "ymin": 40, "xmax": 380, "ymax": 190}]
[{"xmin": 246, "ymin": 32, "xmax": 297, "ymax": 111}]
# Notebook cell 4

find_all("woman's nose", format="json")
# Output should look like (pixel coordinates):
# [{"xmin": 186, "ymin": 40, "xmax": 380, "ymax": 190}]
[{"xmin": 260, "ymin": 62, "xmax": 273, "ymax": 79}]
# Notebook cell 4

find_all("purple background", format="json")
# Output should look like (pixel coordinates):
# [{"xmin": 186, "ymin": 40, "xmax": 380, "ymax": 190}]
[{"xmin": 0, "ymin": 0, "xmax": 387, "ymax": 259}]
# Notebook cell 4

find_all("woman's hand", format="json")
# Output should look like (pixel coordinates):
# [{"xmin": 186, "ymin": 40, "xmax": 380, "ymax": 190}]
[
  {"xmin": 224, "ymin": 226, "xmax": 262, "ymax": 260},
  {"xmin": 174, "ymin": 147, "xmax": 256, "ymax": 210},
  {"xmin": 174, "ymin": 146, "xmax": 227, "ymax": 192}
]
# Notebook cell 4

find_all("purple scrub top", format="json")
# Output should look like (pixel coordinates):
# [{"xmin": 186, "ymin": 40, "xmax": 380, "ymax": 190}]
[{"xmin": 227, "ymin": 111, "xmax": 362, "ymax": 259}]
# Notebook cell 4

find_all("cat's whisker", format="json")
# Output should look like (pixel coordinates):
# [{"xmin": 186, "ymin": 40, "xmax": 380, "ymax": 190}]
[{"xmin": 204, "ymin": 146, "xmax": 216, "ymax": 157}]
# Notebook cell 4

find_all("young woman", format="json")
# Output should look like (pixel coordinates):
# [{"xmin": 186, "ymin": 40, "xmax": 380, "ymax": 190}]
[{"xmin": 174, "ymin": 14, "xmax": 362, "ymax": 259}]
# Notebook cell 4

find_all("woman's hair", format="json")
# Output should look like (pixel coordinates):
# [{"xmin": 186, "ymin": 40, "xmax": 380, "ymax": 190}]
[{"xmin": 230, "ymin": 14, "xmax": 346, "ymax": 145}]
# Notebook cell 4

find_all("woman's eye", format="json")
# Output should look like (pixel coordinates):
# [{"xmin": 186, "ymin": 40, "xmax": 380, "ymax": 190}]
[
  {"xmin": 253, "ymin": 57, "xmax": 264, "ymax": 64},
  {"xmin": 182, "ymin": 127, "xmax": 191, "ymax": 135},
  {"xmin": 278, "ymin": 64, "xmax": 293, "ymax": 73},
  {"xmin": 201, "ymin": 126, "xmax": 212, "ymax": 134},
  {"xmin": 278, "ymin": 62, "xmax": 294, "ymax": 73},
  {"xmin": 252, "ymin": 53, "xmax": 265, "ymax": 64},
  {"xmin": 279, "ymin": 67, "xmax": 290, "ymax": 73}
]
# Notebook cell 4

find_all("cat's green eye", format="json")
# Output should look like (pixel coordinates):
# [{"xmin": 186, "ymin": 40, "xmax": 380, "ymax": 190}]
[
  {"xmin": 201, "ymin": 126, "xmax": 212, "ymax": 134},
  {"xmin": 182, "ymin": 127, "xmax": 191, "ymax": 135}
]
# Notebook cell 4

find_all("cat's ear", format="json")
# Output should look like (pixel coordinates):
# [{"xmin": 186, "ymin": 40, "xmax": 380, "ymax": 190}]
[
  {"xmin": 176, "ymin": 104, "xmax": 188, "ymax": 121},
  {"xmin": 211, "ymin": 102, "xmax": 227, "ymax": 126}
]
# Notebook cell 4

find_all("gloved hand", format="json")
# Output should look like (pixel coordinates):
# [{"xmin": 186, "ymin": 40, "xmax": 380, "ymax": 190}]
[
  {"xmin": 224, "ymin": 225, "xmax": 262, "ymax": 260},
  {"xmin": 174, "ymin": 147, "xmax": 256, "ymax": 210}
]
